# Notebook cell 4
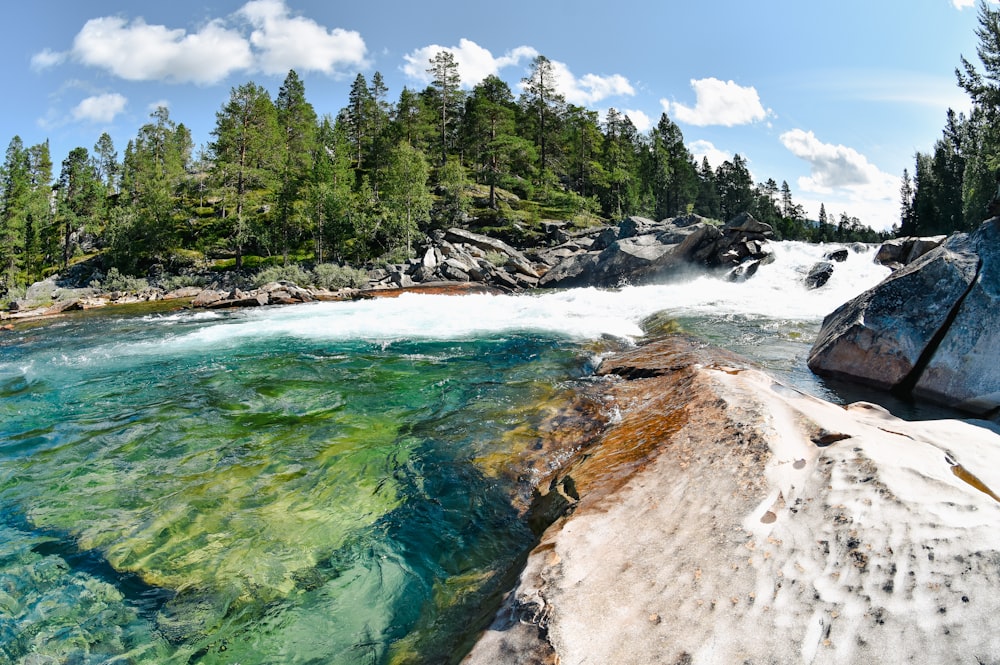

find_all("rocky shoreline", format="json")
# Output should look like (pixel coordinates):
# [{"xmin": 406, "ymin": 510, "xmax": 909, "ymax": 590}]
[
  {"xmin": 1, "ymin": 213, "xmax": 779, "ymax": 325},
  {"xmin": 465, "ymin": 334, "xmax": 1000, "ymax": 664}
]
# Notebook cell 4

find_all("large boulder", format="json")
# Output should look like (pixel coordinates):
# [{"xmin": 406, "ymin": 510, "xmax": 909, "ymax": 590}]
[
  {"xmin": 809, "ymin": 218, "xmax": 1000, "ymax": 415},
  {"xmin": 874, "ymin": 235, "xmax": 947, "ymax": 268},
  {"xmin": 538, "ymin": 214, "xmax": 769, "ymax": 289},
  {"xmin": 914, "ymin": 219, "xmax": 1000, "ymax": 413}
]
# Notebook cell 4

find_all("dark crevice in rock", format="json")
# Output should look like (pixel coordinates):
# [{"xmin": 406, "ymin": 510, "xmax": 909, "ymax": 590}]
[
  {"xmin": 811, "ymin": 430, "xmax": 852, "ymax": 447},
  {"xmin": 892, "ymin": 256, "xmax": 983, "ymax": 399}
]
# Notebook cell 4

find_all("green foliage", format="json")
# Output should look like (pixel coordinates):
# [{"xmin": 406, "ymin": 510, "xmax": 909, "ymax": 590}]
[
  {"xmin": 312, "ymin": 263, "xmax": 368, "ymax": 289},
  {"xmin": 253, "ymin": 263, "xmax": 313, "ymax": 287},
  {"xmin": 905, "ymin": 1, "xmax": 1000, "ymax": 235},
  {"xmin": 159, "ymin": 273, "xmax": 208, "ymax": 291},
  {"xmin": 91, "ymin": 267, "xmax": 150, "ymax": 294}
]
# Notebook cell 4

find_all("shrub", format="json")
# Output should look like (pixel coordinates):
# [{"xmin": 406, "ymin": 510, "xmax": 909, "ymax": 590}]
[
  {"xmin": 312, "ymin": 263, "xmax": 368, "ymax": 290},
  {"xmin": 253, "ymin": 264, "xmax": 313, "ymax": 288},
  {"xmin": 91, "ymin": 268, "xmax": 149, "ymax": 294},
  {"xmin": 160, "ymin": 274, "xmax": 209, "ymax": 291}
]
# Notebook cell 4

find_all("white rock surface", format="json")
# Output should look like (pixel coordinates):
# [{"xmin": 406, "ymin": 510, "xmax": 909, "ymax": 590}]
[{"xmin": 465, "ymin": 338, "xmax": 1000, "ymax": 664}]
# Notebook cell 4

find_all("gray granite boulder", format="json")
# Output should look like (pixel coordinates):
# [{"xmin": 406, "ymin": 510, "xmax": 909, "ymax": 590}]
[{"xmin": 810, "ymin": 218, "xmax": 1000, "ymax": 416}]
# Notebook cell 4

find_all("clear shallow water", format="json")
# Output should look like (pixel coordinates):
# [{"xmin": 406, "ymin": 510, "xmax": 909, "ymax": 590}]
[{"xmin": 0, "ymin": 242, "xmax": 891, "ymax": 664}]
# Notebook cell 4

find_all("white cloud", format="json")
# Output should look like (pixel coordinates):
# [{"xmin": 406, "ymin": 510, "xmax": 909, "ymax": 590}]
[
  {"xmin": 953, "ymin": 0, "xmax": 1000, "ymax": 9},
  {"xmin": 70, "ymin": 16, "xmax": 252, "ymax": 85},
  {"xmin": 30, "ymin": 48, "xmax": 66, "ymax": 71},
  {"xmin": 780, "ymin": 129, "xmax": 901, "ymax": 230},
  {"xmin": 780, "ymin": 129, "xmax": 891, "ymax": 190},
  {"xmin": 32, "ymin": 0, "xmax": 366, "ymax": 85},
  {"xmin": 662, "ymin": 78, "xmax": 770, "ymax": 127},
  {"xmin": 238, "ymin": 0, "xmax": 367, "ymax": 76},
  {"xmin": 688, "ymin": 140, "xmax": 732, "ymax": 169},
  {"xmin": 402, "ymin": 39, "xmax": 537, "ymax": 88},
  {"xmin": 548, "ymin": 60, "xmax": 634, "ymax": 106},
  {"xmin": 71, "ymin": 92, "xmax": 127, "ymax": 123},
  {"xmin": 623, "ymin": 109, "xmax": 652, "ymax": 132}
]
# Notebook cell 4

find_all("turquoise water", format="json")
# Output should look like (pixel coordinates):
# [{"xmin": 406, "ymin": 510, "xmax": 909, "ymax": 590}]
[
  {"xmin": 0, "ymin": 302, "xmax": 594, "ymax": 664},
  {"xmin": 0, "ymin": 243, "xmax": 896, "ymax": 664}
]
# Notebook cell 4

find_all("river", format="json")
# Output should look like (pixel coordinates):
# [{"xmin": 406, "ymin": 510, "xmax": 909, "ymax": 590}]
[{"xmin": 0, "ymin": 242, "xmax": 891, "ymax": 664}]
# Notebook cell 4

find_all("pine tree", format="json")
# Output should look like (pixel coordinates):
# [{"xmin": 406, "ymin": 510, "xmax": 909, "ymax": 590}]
[
  {"xmin": 309, "ymin": 115, "xmax": 354, "ymax": 264},
  {"xmin": 93, "ymin": 132, "xmax": 119, "ymax": 194},
  {"xmin": 427, "ymin": 50, "xmax": 463, "ymax": 166},
  {"xmin": 275, "ymin": 70, "xmax": 318, "ymax": 264},
  {"xmin": 651, "ymin": 113, "xmax": 697, "ymax": 218},
  {"xmin": 210, "ymin": 84, "xmax": 281, "ymax": 270},
  {"xmin": 521, "ymin": 55, "xmax": 565, "ymax": 181},
  {"xmin": 716, "ymin": 155, "xmax": 754, "ymax": 221},
  {"xmin": 465, "ymin": 75, "xmax": 521, "ymax": 208},
  {"xmin": 345, "ymin": 73, "xmax": 373, "ymax": 173},
  {"xmin": 25, "ymin": 141, "xmax": 53, "ymax": 279},
  {"xmin": 0, "ymin": 137, "xmax": 29, "ymax": 291},
  {"xmin": 561, "ymin": 105, "xmax": 603, "ymax": 201},
  {"xmin": 57, "ymin": 147, "xmax": 101, "ymax": 269},
  {"xmin": 600, "ymin": 108, "xmax": 639, "ymax": 218},
  {"xmin": 694, "ymin": 157, "xmax": 721, "ymax": 219}
]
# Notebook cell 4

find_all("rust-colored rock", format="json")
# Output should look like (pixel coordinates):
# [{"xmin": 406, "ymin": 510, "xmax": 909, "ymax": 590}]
[{"xmin": 465, "ymin": 336, "xmax": 1000, "ymax": 664}]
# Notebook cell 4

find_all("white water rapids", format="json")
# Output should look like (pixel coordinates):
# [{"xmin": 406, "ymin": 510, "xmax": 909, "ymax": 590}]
[{"xmin": 152, "ymin": 241, "xmax": 889, "ymax": 348}]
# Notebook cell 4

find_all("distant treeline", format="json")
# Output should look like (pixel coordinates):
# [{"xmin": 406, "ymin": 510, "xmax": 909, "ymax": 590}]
[{"xmin": 0, "ymin": 53, "xmax": 888, "ymax": 299}]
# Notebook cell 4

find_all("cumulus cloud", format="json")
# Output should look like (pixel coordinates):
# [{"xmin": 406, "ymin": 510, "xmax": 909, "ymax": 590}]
[
  {"xmin": 72, "ymin": 92, "xmax": 127, "ymax": 123},
  {"xmin": 549, "ymin": 61, "xmax": 635, "ymax": 106},
  {"xmin": 952, "ymin": 0, "xmax": 975, "ymax": 8},
  {"xmin": 662, "ymin": 78, "xmax": 770, "ymax": 127},
  {"xmin": 780, "ymin": 128, "xmax": 900, "ymax": 229},
  {"xmin": 402, "ymin": 39, "xmax": 538, "ymax": 88},
  {"xmin": 70, "ymin": 16, "xmax": 252, "ymax": 84},
  {"xmin": 238, "ymin": 0, "xmax": 367, "ymax": 76},
  {"xmin": 688, "ymin": 140, "xmax": 732, "ymax": 169},
  {"xmin": 779, "ymin": 129, "xmax": 894, "ymax": 190},
  {"xmin": 31, "ymin": 0, "xmax": 366, "ymax": 85}
]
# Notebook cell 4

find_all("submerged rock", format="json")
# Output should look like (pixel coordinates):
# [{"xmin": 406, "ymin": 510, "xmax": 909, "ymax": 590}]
[
  {"xmin": 464, "ymin": 336, "xmax": 1000, "ymax": 664},
  {"xmin": 804, "ymin": 261, "xmax": 835, "ymax": 289}
]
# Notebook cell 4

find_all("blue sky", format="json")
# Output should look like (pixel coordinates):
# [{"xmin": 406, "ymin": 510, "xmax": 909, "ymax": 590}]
[{"xmin": 1, "ymin": 0, "xmax": 993, "ymax": 230}]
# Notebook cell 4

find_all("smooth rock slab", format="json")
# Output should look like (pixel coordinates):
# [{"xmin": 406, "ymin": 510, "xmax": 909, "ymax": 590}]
[{"xmin": 464, "ymin": 336, "xmax": 1000, "ymax": 664}]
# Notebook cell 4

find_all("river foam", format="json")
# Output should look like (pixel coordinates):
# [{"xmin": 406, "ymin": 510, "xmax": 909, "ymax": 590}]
[{"xmin": 142, "ymin": 241, "xmax": 889, "ymax": 354}]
